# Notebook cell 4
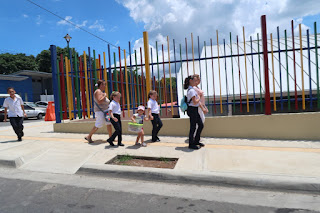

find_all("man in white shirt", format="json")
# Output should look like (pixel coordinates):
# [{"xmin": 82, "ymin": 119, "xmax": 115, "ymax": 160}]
[{"xmin": 3, "ymin": 87, "xmax": 27, "ymax": 141}]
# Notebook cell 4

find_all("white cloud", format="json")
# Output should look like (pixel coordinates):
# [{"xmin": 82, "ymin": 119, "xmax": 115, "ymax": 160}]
[
  {"xmin": 109, "ymin": 26, "xmax": 118, "ymax": 32},
  {"xmin": 89, "ymin": 20, "xmax": 105, "ymax": 32},
  {"xmin": 117, "ymin": 0, "xmax": 320, "ymax": 48},
  {"xmin": 36, "ymin": 15, "xmax": 42, "ymax": 25},
  {"xmin": 76, "ymin": 20, "xmax": 88, "ymax": 28},
  {"xmin": 57, "ymin": 16, "xmax": 72, "ymax": 25},
  {"xmin": 23, "ymin": 14, "xmax": 28, "ymax": 18}
]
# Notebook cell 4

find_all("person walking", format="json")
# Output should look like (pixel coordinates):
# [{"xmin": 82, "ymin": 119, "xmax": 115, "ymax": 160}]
[
  {"xmin": 85, "ymin": 80, "xmax": 113, "ymax": 143},
  {"xmin": 3, "ymin": 87, "xmax": 27, "ymax": 141},
  {"xmin": 147, "ymin": 90, "xmax": 162, "ymax": 142},
  {"xmin": 107, "ymin": 91, "xmax": 124, "ymax": 147},
  {"xmin": 184, "ymin": 76, "xmax": 204, "ymax": 150}
]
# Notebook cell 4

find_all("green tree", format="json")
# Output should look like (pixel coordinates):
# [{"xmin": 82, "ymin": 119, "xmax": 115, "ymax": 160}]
[
  {"xmin": 0, "ymin": 53, "xmax": 38, "ymax": 74},
  {"xmin": 36, "ymin": 50, "xmax": 51, "ymax": 72}
]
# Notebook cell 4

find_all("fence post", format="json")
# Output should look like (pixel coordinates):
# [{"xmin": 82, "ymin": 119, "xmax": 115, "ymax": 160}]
[
  {"xmin": 50, "ymin": 45, "xmax": 61, "ymax": 123},
  {"xmin": 261, "ymin": 15, "xmax": 272, "ymax": 115},
  {"xmin": 143, "ymin": 31, "xmax": 151, "ymax": 94}
]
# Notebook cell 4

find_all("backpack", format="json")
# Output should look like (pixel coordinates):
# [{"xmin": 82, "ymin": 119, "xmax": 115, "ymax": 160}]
[{"xmin": 180, "ymin": 89, "xmax": 192, "ymax": 113}]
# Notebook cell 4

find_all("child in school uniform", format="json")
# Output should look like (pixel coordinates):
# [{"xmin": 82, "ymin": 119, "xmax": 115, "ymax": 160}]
[
  {"xmin": 147, "ymin": 90, "xmax": 162, "ymax": 142},
  {"xmin": 184, "ymin": 75, "xmax": 204, "ymax": 150},
  {"xmin": 107, "ymin": 91, "xmax": 124, "ymax": 147},
  {"xmin": 131, "ymin": 105, "xmax": 148, "ymax": 147}
]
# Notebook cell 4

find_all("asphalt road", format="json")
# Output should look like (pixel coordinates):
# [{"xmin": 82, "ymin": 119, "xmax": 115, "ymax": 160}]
[{"xmin": 0, "ymin": 177, "xmax": 284, "ymax": 213}]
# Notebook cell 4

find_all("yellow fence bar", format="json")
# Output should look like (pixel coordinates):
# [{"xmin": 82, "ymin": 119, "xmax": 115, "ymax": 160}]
[
  {"xmin": 143, "ymin": 31, "xmax": 151, "ymax": 95},
  {"xmin": 299, "ymin": 24, "xmax": 305, "ymax": 110},
  {"xmin": 243, "ymin": 26, "xmax": 249, "ymax": 112}
]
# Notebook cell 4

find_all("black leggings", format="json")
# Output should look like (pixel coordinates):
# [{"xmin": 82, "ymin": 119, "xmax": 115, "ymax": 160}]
[
  {"xmin": 187, "ymin": 106, "xmax": 203, "ymax": 146},
  {"xmin": 9, "ymin": 117, "xmax": 24, "ymax": 138},
  {"xmin": 151, "ymin": 113, "xmax": 163, "ymax": 141},
  {"xmin": 109, "ymin": 114, "xmax": 122, "ymax": 143}
]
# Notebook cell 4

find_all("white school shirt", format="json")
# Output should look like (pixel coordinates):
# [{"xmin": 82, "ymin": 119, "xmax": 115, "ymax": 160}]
[
  {"xmin": 187, "ymin": 86, "xmax": 199, "ymax": 107},
  {"xmin": 147, "ymin": 99, "xmax": 160, "ymax": 114},
  {"xmin": 108, "ymin": 100, "xmax": 121, "ymax": 115},
  {"xmin": 3, "ymin": 95, "xmax": 24, "ymax": 117}
]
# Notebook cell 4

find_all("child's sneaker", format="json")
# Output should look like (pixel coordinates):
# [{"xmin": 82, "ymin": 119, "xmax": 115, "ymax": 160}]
[
  {"xmin": 135, "ymin": 142, "xmax": 141, "ymax": 146},
  {"xmin": 141, "ymin": 142, "xmax": 147, "ymax": 147}
]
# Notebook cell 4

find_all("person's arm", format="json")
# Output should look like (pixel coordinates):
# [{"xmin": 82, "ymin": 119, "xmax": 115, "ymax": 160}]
[
  {"xmin": 144, "ymin": 115, "xmax": 149, "ymax": 121},
  {"xmin": 21, "ymin": 105, "xmax": 27, "ymax": 117},
  {"xmin": 131, "ymin": 115, "xmax": 136, "ymax": 123},
  {"xmin": 4, "ymin": 107, "xmax": 7, "ymax": 122},
  {"xmin": 148, "ymin": 108, "xmax": 153, "ymax": 120},
  {"xmin": 191, "ymin": 96, "xmax": 200, "ymax": 105},
  {"xmin": 109, "ymin": 110, "xmax": 118, "ymax": 122},
  {"xmin": 95, "ymin": 90, "xmax": 107, "ymax": 104}
]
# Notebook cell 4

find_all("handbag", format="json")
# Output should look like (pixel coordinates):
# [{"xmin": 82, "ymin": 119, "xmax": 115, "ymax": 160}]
[{"xmin": 94, "ymin": 100, "xmax": 111, "ymax": 123}]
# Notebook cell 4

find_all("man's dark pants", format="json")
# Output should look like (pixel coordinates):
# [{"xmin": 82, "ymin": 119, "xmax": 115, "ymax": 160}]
[{"xmin": 9, "ymin": 117, "xmax": 24, "ymax": 138}]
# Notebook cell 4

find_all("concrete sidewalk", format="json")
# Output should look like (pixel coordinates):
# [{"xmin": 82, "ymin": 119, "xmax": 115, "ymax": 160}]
[{"xmin": 1, "ymin": 121, "xmax": 320, "ymax": 193}]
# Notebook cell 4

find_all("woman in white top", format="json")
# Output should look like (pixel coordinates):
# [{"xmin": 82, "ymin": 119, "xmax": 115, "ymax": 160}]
[
  {"xmin": 85, "ymin": 80, "xmax": 113, "ymax": 144},
  {"xmin": 184, "ymin": 75, "xmax": 204, "ymax": 150},
  {"xmin": 107, "ymin": 91, "xmax": 124, "ymax": 147},
  {"xmin": 147, "ymin": 90, "xmax": 162, "ymax": 142}
]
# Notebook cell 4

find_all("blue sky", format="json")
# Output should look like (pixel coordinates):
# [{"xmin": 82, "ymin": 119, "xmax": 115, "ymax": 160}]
[
  {"xmin": 1, "ymin": 0, "xmax": 320, "ymax": 60},
  {"xmin": 0, "ymin": 0, "xmax": 144, "ymax": 56}
]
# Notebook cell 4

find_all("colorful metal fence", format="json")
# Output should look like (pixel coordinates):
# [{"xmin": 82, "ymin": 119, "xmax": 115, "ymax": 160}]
[{"xmin": 50, "ymin": 15, "xmax": 320, "ymax": 123}]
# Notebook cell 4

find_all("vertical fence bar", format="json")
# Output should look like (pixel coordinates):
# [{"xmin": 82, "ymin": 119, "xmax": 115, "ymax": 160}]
[
  {"xmin": 198, "ymin": 36, "xmax": 202, "ymax": 88},
  {"xmin": 237, "ymin": 36, "xmax": 243, "ymax": 112},
  {"xmin": 223, "ymin": 39, "xmax": 229, "ymax": 115},
  {"xmin": 113, "ymin": 52, "xmax": 118, "ymax": 91},
  {"xmin": 56, "ymin": 60, "xmax": 63, "ymax": 121},
  {"xmin": 299, "ymin": 24, "xmax": 306, "ymax": 110},
  {"xmin": 93, "ymin": 50, "xmax": 97, "ymax": 83},
  {"xmin": 119, "ymin": 47, "xmax": 125, "ymax": 117},
  {"xmin": 191, "ymin": 33, "xmax": 195, "ymax": 74},
  {"xmin": 257, "ymin": 34, "xmax": 263, "ymax": 112},
  {"xmin": 315, "ymin": 22, "xmax": 320, "ymax": 108},
  {"xmin": 216, "ymin": 30, "xmax": 223, "ymax": 114},
  {"xmin": 270, "ymin": 33, "xmax": 276, "ymax": 111},
  {"xmin": 243, "ymin": 27, "xmax": 249, "ymax": 113},
  {"xmin": 173, "ymin": 39, "xmax": 179, "ymax": 116},
  {"xmin": 167, "ymin": 36, "xmax": 174, "ymax": 116},
  {"xmin": 285, "ymin": 30, "xmax": 291, "ymax": 111},
  {"xmin": 230, "ymin": 33, "xmax": 236, "ymax": 113},
  {"xmin": 69, "ymin": 49, "xmax": 77, "ymax": 119},
  {"xmin": 103, "ymin": 52, "xmax": 109, "ymax": 97},
  {"xmin": 59, "ymin": 54, "xmax": 68, "ymax": 119},
  {"xmin": 124, "ymin": 50, "xmax": 130, "ymax": 117},
  {"xmin": 74, "ymin": 52, "xmax": 81, "ymax": 118},
  {"xmin": 83, "ymin": 51, "xmax": 90, "ymax": 118},
  {"xmin": 134, "ymin": 50, "xmax": 140, "ymax": 106},
  {"xmin": 79, "ymin": 56, "xmax": 87, "ymax": 118},
  {"xmin": 50, "ymin": 45, "xmax": 61, "ymax": 123},
  {"xmin": 108, "ymin": 45, "xmax": 113, "ymax": 95},
  {"xmin": 261, "ymin": 15, "xmax": 271, "ymax": 115},
  {"xmin": 210, "ymin": 38, "xmax": 216, "ymax": 114},
  {"xmin": 143, "ymin": 31, "xmax": 151, "ymax": 94},
  {"xmin": 129, "ymin": 42, "xmax": 135, "ymax": 113},
  {"xmin": 151, "ymin": 48, "xmax": 155, "ymax": 90},
  {"xmin": 185, "ymin": 38, "xmax": 189, "ymax": 76},
  {"xmin": 156, "ymin": 42, "xmax": 161, "ymax": 111},
  {"xmin": 204, "ymin": 41, "xmax": 209, "ymax": 106},
  {"xmin": 307, "ymin": 29, "xmax": 312, "ymax": 109},
  {"xmin": 277, "ymin": 27, "xmax": 283, "ymax": 111},
  {"xmin": 291, "ymin": 20, "xmax": 298, "ymax": 110},
  {"xmin": 88, "ymin": 47, "xmax": 94, "ymax": 117},
  {"xmin": 162, "ymin": 44, "xmax": 168, "ymax": 115},
  {"xmin": 139, "ymin": 47, "xmax": 145, "ymax": 106},
  {"xmin": 250, "ymin": 36, "xmax": 256, "ymax": 112},
  {"xmin": 65, "ymin": 56, "xmax": 72, "ymax": 120},
  {"xmin": 179, "ymin": 43, "xmax": 184, "ymax": 88}
]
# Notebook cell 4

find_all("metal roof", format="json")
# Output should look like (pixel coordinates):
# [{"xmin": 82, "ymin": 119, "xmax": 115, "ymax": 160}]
[
  {"xmin": 13, "ymin": 70, "xmax": 52, "ymax": 78},
  {"xmin": 0, "ymin": 74, "xmax": 29, "ymax": 81}
]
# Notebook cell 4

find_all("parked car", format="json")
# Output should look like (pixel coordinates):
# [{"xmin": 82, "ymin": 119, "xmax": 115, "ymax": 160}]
[
  {"xmin": 24, "ymin": 102, "xmax": 47, "ymax": 114},
  {"xmin": 35, "ymin": 101, "xmax": 49, "ymax": 108},
  {"xmin": 0, "ymin": 105, "xmax": 44, "ymax": 120}
]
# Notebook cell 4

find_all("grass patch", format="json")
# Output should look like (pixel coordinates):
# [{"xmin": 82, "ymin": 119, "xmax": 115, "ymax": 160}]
[{"xmin": 117, "ymin": 154, "xmax": 133, "ymax": 162}]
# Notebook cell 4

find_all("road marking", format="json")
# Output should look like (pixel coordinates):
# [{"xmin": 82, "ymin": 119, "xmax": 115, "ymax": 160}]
[{"xmin": 1, "ymin": 135, "xmax": 320, "ymax": 153}]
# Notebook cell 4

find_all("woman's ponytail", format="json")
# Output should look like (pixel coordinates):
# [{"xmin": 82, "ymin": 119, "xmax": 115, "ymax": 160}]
[{"xmin": 183, "ymin": 75, "xmax": 193, "ymax": 90}]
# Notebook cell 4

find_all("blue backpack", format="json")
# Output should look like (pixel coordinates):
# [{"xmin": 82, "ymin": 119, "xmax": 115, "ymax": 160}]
[{"xmin": 180, "ymin": 89, "xmax": 192, "ymax": 113}]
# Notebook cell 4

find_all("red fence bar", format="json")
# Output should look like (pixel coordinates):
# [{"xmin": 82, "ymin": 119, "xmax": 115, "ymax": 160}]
[{"xmin": 261, "ymin": 15, "xmax": 271, "ymax": 115}]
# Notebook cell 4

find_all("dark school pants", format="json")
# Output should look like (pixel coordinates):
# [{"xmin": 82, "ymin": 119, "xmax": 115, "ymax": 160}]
[
  {"xmin": 9, "ymin": 117, "xmax": 24, "ymax": 138},
  {"xmin": 187, "ymin": 106, "xmax": 203, "ymax": 146},
  {"xmin": 109, "ymin": 114, "xmax": 122, "ymax": 143},
  {"xmin": 151, "ymin": 113, "xmax": 163, "ymax": 141}
]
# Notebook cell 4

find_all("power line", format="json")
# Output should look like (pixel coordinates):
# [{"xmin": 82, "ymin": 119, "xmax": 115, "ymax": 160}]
[{"xmin": 26, "ymin": 0, "xmax": 122, "ymax": 50}]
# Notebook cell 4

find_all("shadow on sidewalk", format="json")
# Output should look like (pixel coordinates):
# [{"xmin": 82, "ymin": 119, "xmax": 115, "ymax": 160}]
[
  {"xmin": 87, "ymin": 140, "xmax": 106, "ymax": 145},
  {"xmin": 175, "ymin": 147, "xmax": 195, "ymax": 152},
  {"xmin": 0, "ymin": 140, "xmax": 20, "ymax": 143},
  {"xmin": 126, "ymin": 145, "xmax": 141, "ymax": 150}
]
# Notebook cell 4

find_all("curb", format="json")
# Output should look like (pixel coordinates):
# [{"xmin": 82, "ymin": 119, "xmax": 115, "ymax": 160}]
[
  {"xmin": 77, "ymin": 164, "xmax": 320, "ymax": 193},
  {"xmin": 0, "ymin": 156, "xmax": 24, "ymax": 168}
]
